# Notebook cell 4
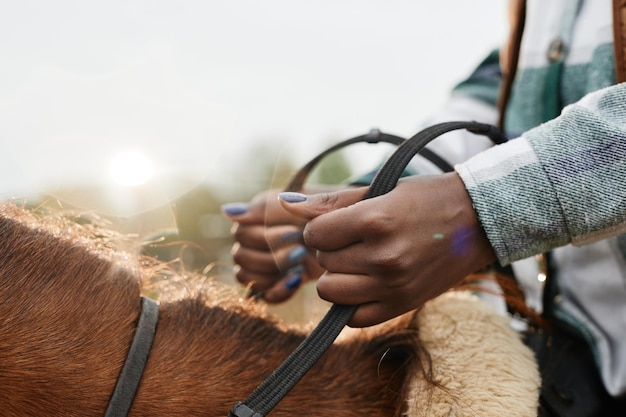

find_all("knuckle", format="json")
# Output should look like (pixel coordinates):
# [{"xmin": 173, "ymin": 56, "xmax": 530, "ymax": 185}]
[
  {"xmin": 318, "ymin": 192, "xmax": 339, "ymax": 210},
  {"xmin": 361, "ymin": 210, "xmax": 392, "ymax": 235},
  {"xmin": 372, "ymin": 245, "xmax": 409, "ymax": 271}
]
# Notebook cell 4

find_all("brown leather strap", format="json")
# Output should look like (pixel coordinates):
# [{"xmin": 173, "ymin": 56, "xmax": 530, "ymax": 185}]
[
  {"xmin": 500, "ymin": 0, "xmax": 626, "ymax": 117},
  {"xmin": 497, "ymin": 0, "xmax": 527, "ymax": 130},
  {"xmin": 613, "ymin": 0, "xmax": 626, "ymax": 83}
]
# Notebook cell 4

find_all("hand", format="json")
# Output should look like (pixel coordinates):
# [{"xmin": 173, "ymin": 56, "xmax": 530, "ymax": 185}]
[
  {"xmin": 278, "ymin": 172, "xmax": 497, "ymax": 327},
  {"xmin": 221, "ymin": 189, "xmax": 325, "ymax": 302}
]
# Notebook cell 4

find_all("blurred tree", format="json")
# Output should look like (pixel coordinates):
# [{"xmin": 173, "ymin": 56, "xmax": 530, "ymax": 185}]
[{"xmin": 308, "ymin": 147, "xmax": 353, "ymax": 186}]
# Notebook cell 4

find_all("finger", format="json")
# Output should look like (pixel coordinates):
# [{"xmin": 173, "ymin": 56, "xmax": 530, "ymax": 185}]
[
  {"xmin": 234, "ymin": 266, "xmax": 283, "ymax": 293},
  {"xmin": 221, "ymin": 201, "xmax": 264, "ymax": 224},
  {"xmin": 347, "ymin": 302, "xmax": 410, "ymax": 328},
  {"xmin": 234, "ymin": 224, "xmax": 303, "ymax": 251},
  {"xmin": 316, "ymin": 273, "xmax": 416, "ymax": 327},
  {"xmin": 232, "ymin": 224, "xmax": 271, "ymax": 251},
  {"xmin": 222, "ymin": 192, "xmax": 300, "ymax": 226},
  {"xmin": 315, "ymin": 272, "xmax": 411, "ymax": 327},
  {"xmin": 302, "ymin": 198, "xmax": 380, "ymax": 251},
  {"xmin": 315, "ymin": 271, "xmax": 378, "ymax": 306},
  {"xmin": 232, "ymin": 244, "xmax": 283, "ymax": 274},
  {"xmin": 233, "ymin": 240, "xmax": 309, "ymax": 274},
  {"xmin": 315, "ymin": 242, "xmax": 372, "ymax": 275},
  {"xmin": 277, "ymin": 186, "xmax": 368, "ymax": 220},
  {"xmin": 263, "ymin": 267, "xmax": 305, "ymax": 303}
]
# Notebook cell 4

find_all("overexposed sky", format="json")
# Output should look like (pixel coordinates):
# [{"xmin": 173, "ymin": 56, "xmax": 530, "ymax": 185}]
[{"xmin": 0, "ymin": 1, "xmax": 507, "ymax": 208}]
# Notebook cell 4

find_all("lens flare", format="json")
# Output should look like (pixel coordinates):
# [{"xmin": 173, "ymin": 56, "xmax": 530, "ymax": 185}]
[{"xmin": 110, "ymin": 151, "xmax": 154, "ymax": 186}]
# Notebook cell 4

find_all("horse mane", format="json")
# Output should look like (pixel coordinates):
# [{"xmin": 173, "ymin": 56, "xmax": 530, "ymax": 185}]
[{"xmin": 0, "ymin": 202, "xmax": 145, "ymax": 414}]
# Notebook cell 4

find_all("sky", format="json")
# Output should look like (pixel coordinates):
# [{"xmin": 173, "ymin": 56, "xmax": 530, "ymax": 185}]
[{"xmin": 0, "ymin": 1, "xmax": 508, "ymax": 213}]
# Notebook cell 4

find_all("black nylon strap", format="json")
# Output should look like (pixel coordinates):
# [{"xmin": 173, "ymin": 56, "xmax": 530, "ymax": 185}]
[
  {"xmin": 104, "ymin": 296, "xmax": 159, "ymax": 417},
  {"xmin": 228, "ymin": 303, "xmax": 356, "ymax": 417},
  {"xmin": 284, "ymin": 128, "xmax": 405, "ymax": 192},
  {"xmin": 284, "ymin": 127, "xmax": 458, "ymax": 193},
  {"xmin": 229, "ymin": 121, "xmax": 505, "ymax": 417},
  {"xmin": 365, "ymin": 121, "xmax": 505, "ymax": 199}
]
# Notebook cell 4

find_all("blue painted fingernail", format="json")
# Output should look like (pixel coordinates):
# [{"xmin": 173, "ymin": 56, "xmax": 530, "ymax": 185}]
[
  {"xmin": 287, "ymin": 264, "xmax": 305, "ymax": 274},
  {"xmin": 285, "ymin": 274, "xmax": 302, "ymax": 290},
  {"xmin": 288, "ymin": 245, "xmax": 307, "ymax": 263},
  {"xmin": 278, "ymin": 192, "xmax": 307, "ymax": 203},
  {"xmin": 221, "ymin": 202, "xmax": 249, "ymax": 216},
  {"xmin": 280, "ymin": 230, "xmax": 303, "ymax": 245}
]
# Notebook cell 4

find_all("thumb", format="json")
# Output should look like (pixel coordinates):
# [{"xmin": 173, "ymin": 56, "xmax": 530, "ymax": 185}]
[{"xmin": 277, "ymin": 186, "xmax": 368, "ymax": 220}]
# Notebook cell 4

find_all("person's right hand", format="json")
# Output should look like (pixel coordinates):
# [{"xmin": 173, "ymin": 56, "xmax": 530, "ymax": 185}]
[
  {"xmin": 277, "ymin": 173, "xmax": 497, "ymax": 327},
  {"xmin": 221, "ymin": 189, "xmax": 326, "ymax": 302}
]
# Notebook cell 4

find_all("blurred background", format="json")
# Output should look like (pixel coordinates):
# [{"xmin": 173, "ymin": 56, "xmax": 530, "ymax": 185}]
[{"xmin": 0, "ymin": 0, "xmax": 507, "ymax": 322}]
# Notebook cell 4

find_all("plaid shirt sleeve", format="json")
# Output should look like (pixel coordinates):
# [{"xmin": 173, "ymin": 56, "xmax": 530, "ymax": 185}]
[{"xmin": 457, "ymin": 83, "xmax": 626, "ymax": 265}]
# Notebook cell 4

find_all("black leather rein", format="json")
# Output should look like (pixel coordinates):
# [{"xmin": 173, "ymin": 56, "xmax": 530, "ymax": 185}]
[
  {"xmin": 104, "ymin": 296, "xmax": 159, "ymax": 417},
  {"xmin": 229, "ymin": 121, "xmax": 506, "ymax": 417},
  {"xmin": 97, "ymin": 122, "xmax": 504, "ymax": 417}
]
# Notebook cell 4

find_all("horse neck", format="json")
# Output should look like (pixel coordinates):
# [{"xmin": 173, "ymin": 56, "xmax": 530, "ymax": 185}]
[
  {"xmin": 0, "ymin": 213, "xmax": 144, "ymax": 416},
  {"xmin": 132, "ymin": 298, "xmax": 406, "ymax": 417},
  {"xmin": 0, "ymin": 209, "xmax": 409, "ymax": 416}
]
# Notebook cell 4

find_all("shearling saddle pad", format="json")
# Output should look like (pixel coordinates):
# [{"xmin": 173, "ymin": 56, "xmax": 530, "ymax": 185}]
[{"xmin": 404, "ymin": 292, "xmax": 540, "ymax": 417}]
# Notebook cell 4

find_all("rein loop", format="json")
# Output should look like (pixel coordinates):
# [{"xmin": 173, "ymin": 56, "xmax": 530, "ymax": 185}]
[{"xmin": 229, "ymin": 121, "xmax": 506, "ymax": 417}]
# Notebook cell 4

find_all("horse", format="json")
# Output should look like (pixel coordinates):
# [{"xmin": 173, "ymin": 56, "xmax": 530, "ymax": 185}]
[{"xmin": 0, "ymin": 202, "xmax": 540, "ymax": 416}]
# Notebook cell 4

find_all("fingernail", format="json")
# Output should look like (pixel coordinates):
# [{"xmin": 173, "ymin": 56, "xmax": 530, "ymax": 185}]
[
  {"xmin": 278, "ymin": 192, "xmax": 307, "ymax": 203},
  {"xmin": 288, "ymin": 246, "xmax": 306, "ymax": 263},
  {"xmin": 288, "ymin": 245, "xmax": 307, "ymax": 263},
  {"xmin": 279, "ymin": 230, "xmax": 303, "ymax": 245},
  {"xmin": 285, "ymin": 274, "xmax": 302, "ymax": 290},
  {"xmin": 287, "ymin": 264, "xmax": 305, "ymax": 274},
  {"xmin": 221, "ymin": 202, "xmax": 249, "ymax": 216}
]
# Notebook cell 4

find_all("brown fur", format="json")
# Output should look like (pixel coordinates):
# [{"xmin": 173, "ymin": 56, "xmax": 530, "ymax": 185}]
[
  {"xmin": 0, "ymin": 202, "xmax": 540, "ymax": 416},
  {"xmin": 0, "ymin": 203, "xmax": 425, "ymax": 416}
]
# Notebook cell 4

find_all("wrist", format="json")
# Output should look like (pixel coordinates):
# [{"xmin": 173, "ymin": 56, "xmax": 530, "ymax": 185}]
[{"xmin": 443, "ymin": 172, "xmax": 497, "ymax": 267}]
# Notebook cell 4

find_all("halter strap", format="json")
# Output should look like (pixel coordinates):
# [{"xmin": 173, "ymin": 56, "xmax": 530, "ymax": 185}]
[{"xmin": 104, "ymin": 296, "xmax": 159, "ymax": 417}]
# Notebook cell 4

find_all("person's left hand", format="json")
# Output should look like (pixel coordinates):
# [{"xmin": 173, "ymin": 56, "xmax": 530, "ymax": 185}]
[{"xmin": 221, "ymin": 188, "xmax": 325, "ymax": 302}]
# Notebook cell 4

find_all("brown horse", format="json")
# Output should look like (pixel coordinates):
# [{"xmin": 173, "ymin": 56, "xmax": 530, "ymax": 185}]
[{"xmin": 0, "ymin": 202, "xmax": 539, "ymax": 417}]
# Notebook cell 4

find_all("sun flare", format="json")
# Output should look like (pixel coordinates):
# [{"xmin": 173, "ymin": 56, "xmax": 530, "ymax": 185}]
[{"xmin": 109, "ymin": 151, "xmax": 155, "ymax": 187}]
